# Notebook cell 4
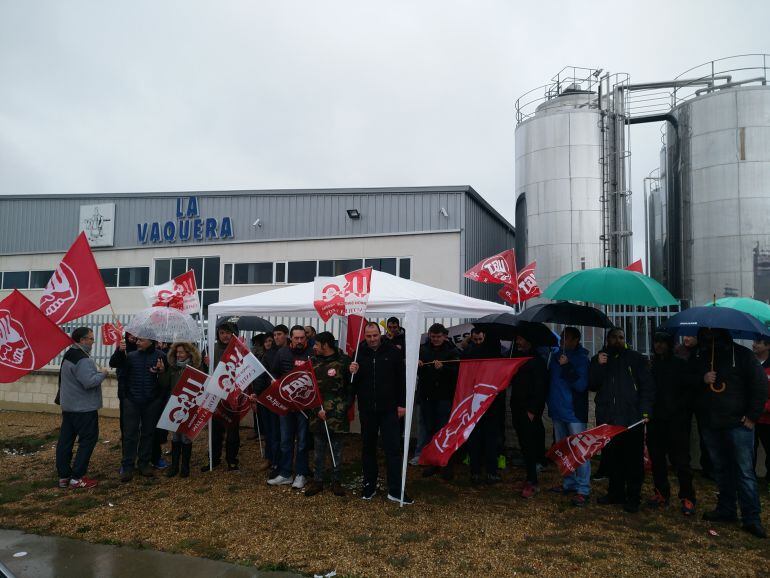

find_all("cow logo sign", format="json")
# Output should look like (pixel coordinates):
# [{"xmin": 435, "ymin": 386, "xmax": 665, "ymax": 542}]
[
  {"xmin": 431, "ymin": 383, "xmax": 498, "ymax": 454},
  {"xmin": 481, "ymin": 257, "xmax": 512, "ymax": 284},
  {"xmin": 0, "ymin": 309, "xmax": 34, "ymax": 370},
  {"xmin": 39, "ymin": 263, "xmax": 79, "ymax": 325}
]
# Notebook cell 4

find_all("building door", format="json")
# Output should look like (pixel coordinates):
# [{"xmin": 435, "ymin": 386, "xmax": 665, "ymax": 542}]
[{"xmin": 154, "ymin": 256, "xmax": 220, "ymax": 319}]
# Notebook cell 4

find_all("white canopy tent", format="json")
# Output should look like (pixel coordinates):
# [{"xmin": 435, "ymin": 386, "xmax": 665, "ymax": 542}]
[{"xmin": 208, "ymin": 270, "xmax": 512, "ymax": 503}]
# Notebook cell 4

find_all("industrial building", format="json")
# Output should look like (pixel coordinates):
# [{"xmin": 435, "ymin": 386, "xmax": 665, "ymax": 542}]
[
  {"xmin": 516, "ymin": 54, "xmax": 770, "ymax": 306},
  {"xmin": 0, "ymin": 186, "xmax": 515, "ymax": 319}
]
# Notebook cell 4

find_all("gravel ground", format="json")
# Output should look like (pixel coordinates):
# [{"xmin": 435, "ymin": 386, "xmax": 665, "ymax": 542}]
[{"xmin": 1, "ymin": 409, "xmax": 769, "ymax": 577}]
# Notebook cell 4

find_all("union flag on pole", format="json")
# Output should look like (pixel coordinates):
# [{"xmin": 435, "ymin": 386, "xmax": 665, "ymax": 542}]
[
  {"xmin": 498, "ymin": 261, "xmax": 541, "ymax": 305},
  {"xmin": 39, "ymin": 232, "xmax": 111, "ymax": 324},
  {"xmin": 204, "ymin": 337, "xmax": 267, "ymax": 405},
  {"xmin": 313, "ymin": 268, "xmax": 372, "ymax": 322},
  {"xmin": 464, "ymin": 249, "xmax": 517, "ymax": 285},
  {"xmin": 419, "ymin": 358, "xmax": 530, "ymax": 467},
  {"xmin": 624, "ymin": 259, "xmax": 644, "ymax": 274},
  {"xmin": 546, "ymin": 423, "xmax": 629, "ymax": 476},
  {"xmin": 1, "ymin": 291, "xmax": 73, "ymax": 383},
  {"xmin": 143, "ymin": 270, "xmax": 200, "ymax": 315},
  {"xmin": 156, "ymin": 366, "xmax": 217, "ymax": 439},
  {"xmin": 101, "ymin": 321, "xmax": 124, "ymax": 346},
  {"xmin": 257, "ymin": 361, "xmax": 322, "ymax": 416}
]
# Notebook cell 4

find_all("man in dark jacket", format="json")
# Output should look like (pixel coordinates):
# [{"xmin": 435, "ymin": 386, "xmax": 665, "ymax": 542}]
[
  {"xmin": 509, "ymin": 332, "xmax": 548, "ymax": 498},
  {"xmin": 260, "ymin": 324, "xmax": 288, "ymax": 478},
  {"xmin": 696, "ymin": 329, "xmax": 767, "ymax": 538},
  {"xmin": 588, "ymin": 327, "xmax": 654, "ymax": 513},
  {"xmin": 385, "ymin": 317, "xmax": 405, "ymax": 351},
  {"xmin": 677, "ymin": 335, "xmax": 713, "ymax": 479},
  {"xmin": 752, "ymin": 339, "xmax": 770, "ymax": 493},
  {"xmin": 110, "ymin": 336, "xmax": 167, "ymax": 482},
  {"xmin": 350, "ymin": 322, "xmax": 412, "ymax": 504},
  {"xmin": 56, "ymin": 327, "xmax": 109, "ymax": 489},
  {"xmin": 547, "ymin": 327, "xmax": 591, "ymax": 506},
  {"xmin": 647, "ymin": 331, "xmax": 697, "ymax": 515},
  {"xmin": 268, "ymin": 325, "xmax": 313, "ymax": 489},
  {"xmin": 418, "ymin": 323, "xmax": 460, "ymax": 479}
]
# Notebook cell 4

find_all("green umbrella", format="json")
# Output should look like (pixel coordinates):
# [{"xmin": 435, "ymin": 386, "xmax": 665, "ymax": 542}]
[
  {"xmin": 542, "ymin": 267, "xmax": 678, "ymax": 307},
  {"xmin": 704, "ymin": 297, "xmax": 770, "ymax": 326}
]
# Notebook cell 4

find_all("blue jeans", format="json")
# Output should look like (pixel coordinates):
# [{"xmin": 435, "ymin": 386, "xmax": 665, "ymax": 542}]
[
  {"xmin": 702, "ymin": 425, "xmax": 762, "ymax": 525},
  {"xmin": 259, "ymin": 404, "xmax": 281, "ymax": 467},
  {"xmin": 279, "ymin": 412, "xmax": 309, "ymax": 477},
  {"xmin": 56, "ymin": 410, "xmax": 99, "ymax": 479},
  {"xmin": 552, "ymin": 420, "xmax": 591, "ymax": 496},
  {"xmin": 421, "ymin": 399, "xmax": 452, "ymax": 439}
]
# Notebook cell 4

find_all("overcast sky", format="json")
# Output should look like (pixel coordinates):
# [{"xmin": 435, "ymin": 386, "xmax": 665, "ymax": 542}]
[{"xmin": 1, "ymin": 0, "xmax": 767, "ymax": 259}]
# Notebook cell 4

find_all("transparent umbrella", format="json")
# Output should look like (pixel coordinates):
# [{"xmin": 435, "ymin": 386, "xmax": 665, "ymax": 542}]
[{"xmin": 126, "ymin": 307, "xmax": 200, "ymax": 343}]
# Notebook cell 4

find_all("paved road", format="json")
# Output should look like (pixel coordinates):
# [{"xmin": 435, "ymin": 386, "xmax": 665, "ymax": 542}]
[{"xmin": 0, "ymin": 529, "xmax": 302, "ymax": 578}]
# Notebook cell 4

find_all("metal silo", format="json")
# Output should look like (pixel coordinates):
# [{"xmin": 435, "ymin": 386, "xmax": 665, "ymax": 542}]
[
  {"xmin": 515, "ymin": 68, "xmax": 632, "ymax": 289},
  {"xmin": 660, "ymin": 55, "xmax": 770, "ymax": 304}
]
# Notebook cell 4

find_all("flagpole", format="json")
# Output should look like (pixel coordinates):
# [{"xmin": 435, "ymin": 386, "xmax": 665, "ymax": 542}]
[
  {"xmin": 322, "ymin": 417, "xmax": 337, "ymax": 469},
  {"xmin": 349, "ymin": 313, "xmax": 366, "ymax": 384}
]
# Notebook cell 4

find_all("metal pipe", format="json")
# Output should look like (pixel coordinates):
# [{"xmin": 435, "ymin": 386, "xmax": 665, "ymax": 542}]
[
  {"xmin": 625, "ymin": 75, "xmax": 732, "ymax": 91},
  {"xmin": 694, "ymin": 76, "xmax": 767, "ymax": 96}
]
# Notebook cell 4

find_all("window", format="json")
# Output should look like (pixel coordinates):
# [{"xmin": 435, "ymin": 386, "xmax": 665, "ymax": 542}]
[
  {"xmin": 100, "ymin": 268, "xmax": 118, "ymax": 287},
  {"xmin": 319, "ymin": 259, "xmax": 363, "ymax": 276},
  {"xmin": 171, "ymin": 258, "xmax": 188, "ymax": 279},
  {"xmin": 2, "ymin": 271, "xmax": 29, "ymax": 289},
  {"xmin": 30, "ymin": 270, "xmax": 54, "ymax": 289},
  {"xmin": 224, "ymin": 263, "xmax": 233, "ymax": 285},
  {"xmin": 154, "ymin": 259, "xmax": 171, "ymax": 284},
  {"xmin": 118, "ymin": 267, "xmax": 150, "ymax": 287},
  {"xmin": 287, "ymin": 261, "xmax": 317, "ymax": 283},
  {"xmin": 275, "ymin": 262, "xmax": 286, "ymax": 283},
  {"xmin": 233, "ymin": 262, "xmax": 273, "ymax": 284},
  {"xmin": 154, "ymin": 257, "xmax": 219, "ymax": 318},
  {"xmin": 365, "ymin": 258, "xmax": 397, "ymax": 275},
  {"xmin": 203, "ymin": 257, "xmax": 219, "ymax": 289},
  {"xmin": 399, "ymin": 258, "xmax": 411, "ymax": 279}
]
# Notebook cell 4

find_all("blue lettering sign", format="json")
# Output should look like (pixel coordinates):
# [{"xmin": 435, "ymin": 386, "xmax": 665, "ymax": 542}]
[
  {"xmin": 137, "ymin": 223, "xmax": 148, "ymax": 244},
  {"xmin": 178, "ymin": 220, "xmax": 190, "ymax": 241},
  {"xmin": 220, "ymin": 216, "xmax": 233, "ymax": 239},
  {"xmin": 187, "ymin": 197, "xmax": 199, "ymax": 218},
  {"xmin": 193, "ymin": 218, "xmax": 203, "ymax": 240},
  {"xmin": 150, "ymin": 222, "xmax": 161, "ymax": 243},
  {"xmin": 205, "ymin": 218, "xmax": 218, "ymax": 240},
  {"xmin": 163, "ymin": 221, "xmax": 176, "ymax": 242},
  {"xmin": 176, "ymin": 198, "xmax": 184, "ymax": 218}
]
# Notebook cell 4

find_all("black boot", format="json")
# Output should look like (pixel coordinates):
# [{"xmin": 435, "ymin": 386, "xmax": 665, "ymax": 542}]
[
  {"xmin": 166, "ymin": 442, "xmax": 181, "ymax": 478},
  {"xmin": 180, "ymin": 444, "xmax": 192, "ymax": 478}
]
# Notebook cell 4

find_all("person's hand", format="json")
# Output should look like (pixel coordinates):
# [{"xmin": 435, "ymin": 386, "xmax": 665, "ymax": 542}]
[
  {"xmin": 349, "ymin": 362, "xmax": 359, "ymax": 375},
  {"xmin": 119, "ymin": 339, "xmax": 126, "ymax": 352},
  {"xmin": 742, "ymin": 416, "xmax": 755, "ymax": 430},
  {"xmin": 704, "ymin": 371, "xmax": 717, "ymax": 385},
  {"xmin": 397, "ymin": 407, "xmax": 406, "ymax": 418},
  {"xmin": 150, "ymin": 358, "xmax": 164, "ymax": 374},
  {"xmin": 318, "ymin": 409, "xmax": 327, "ymax": 421},
  {"xmin": 417, "ymin": 360, "xmax": 424, "ymax": 367},
  {"xmin": 100, "ymin": 368, "xmax": 110, "ymax": 376},
  {"xmin": 433, "ymin": 360, "xmax": 443, "ymax": 370},
  {"xmin": 558, "ymin": 354, "xmax": 568, "ymax": 366},
  {"xmin": 527, "ymin": 411, "xmax": 535, "ymax": 421},
  {"xmin": 598, "ymin": 352, "xmax": 608, "ymax": 365}
]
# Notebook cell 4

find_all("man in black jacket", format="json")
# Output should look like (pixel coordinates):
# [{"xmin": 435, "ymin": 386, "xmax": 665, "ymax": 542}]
[
  {"xmin": 589, "ymin": 327, "xmax": 654, "ymax": 513},
  {"xmin": 110, "ymin": 336, "xmax": 167, "ymax": 482},
  {"xmin": 509, "ymin": 332, "xmax": 548, "ymax": 498},
  {"xmin": 647, "ymin": 331, "xmax": 697, "ymax": 515},
  {"xmin": 418, "ymin": 323, "xmax": 460, "ymax": 479},
  {"xmin": 350, "ymin": 322, "xmax": 412, "ymax": 504},
  {"xmin": 696, "ymin": 329, "xmax": 767, "ymax": 539},
  {"xmin": 267, "ymin": 325, "xmax": 313, "ymax": 489}
]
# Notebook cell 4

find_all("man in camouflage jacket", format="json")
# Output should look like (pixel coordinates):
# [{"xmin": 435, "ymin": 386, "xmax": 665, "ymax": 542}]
[{"xmin": 305, "ymin": 331, "xmax": 353, "ymax": 497}]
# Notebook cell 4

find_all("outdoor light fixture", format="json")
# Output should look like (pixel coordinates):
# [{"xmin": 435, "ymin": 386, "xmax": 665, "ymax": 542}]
[
  {"xmin": 252, "ymin": 218, "xmax": 262, "ymax": 227},
  {"xmin": 346, "ymin": 209, "xmax": 361, "ymax": 220},
  {"xmin": 439, "ymin": 207, "xmax": 449, "ymax": 217}
]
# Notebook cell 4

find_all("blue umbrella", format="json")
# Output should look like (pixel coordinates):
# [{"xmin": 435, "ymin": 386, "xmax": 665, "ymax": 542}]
[{"xmin": 662, "ymin": 306, "xmax": 770, "ymax": 341}]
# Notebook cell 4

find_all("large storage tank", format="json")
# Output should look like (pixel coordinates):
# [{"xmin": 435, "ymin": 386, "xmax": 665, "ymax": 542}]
[
  {"xmin": 515, "ymin": 69, "xmax": 631, "ymax": 289},
  {"xmin": 660, "ymin": 56, "xmax": 770, "ymax": 304}
]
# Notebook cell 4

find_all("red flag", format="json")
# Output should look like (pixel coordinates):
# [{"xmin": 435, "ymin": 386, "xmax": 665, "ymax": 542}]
[
  {"xmin": 205, "ymin": 337, "xmax": 267, "ymax": 405},
  {"xmin": 498, "ymin": 261, "xmax": 541, "ymax": 305},
  {"xmin": 313, "ymin": 268, "xmax": 372, "ymax": 322},
  {"xmin": 419, "ymin": 358, "xmax": 530, "ymax": 467},
  {"xmin": 0, "ymin": 290, "xmax": 73, "ymax": 383},
  {"xmin": 101, "ymin": 321, "xmax": 124, "ymax": 346},
  {"xmin": 156, "ymin": 366, "xmax": 217, "ymax": 440},
  {"xmin": 143, "ymin": 270, "xmax": 200, "ymax": 315},
  {"xmin": 624, "ymin": 259, "xmax": 644, "ymax": 274},
  {"xmin": 464, "ymin": 249, "xmax": 518, "ymax": 285},
  {"xmin": 257, "ymin": 361, "xmax": 322, "ymax": 416},
  {"xmin": 546, "ymin": 423, "xmax": 628, "ymax": 476},
  {"xmin": 39, "ymin": 232, "xmax": 111, "ymax": 324},
  {"xmin": 345, "ymin": 314, "xmax": 368, "ymax": 357}
]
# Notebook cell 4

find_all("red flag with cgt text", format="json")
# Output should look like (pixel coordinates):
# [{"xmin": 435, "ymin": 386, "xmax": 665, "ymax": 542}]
[{"xmin": 546, "ymin": 423, "xmax": 629, "ymax": 476}]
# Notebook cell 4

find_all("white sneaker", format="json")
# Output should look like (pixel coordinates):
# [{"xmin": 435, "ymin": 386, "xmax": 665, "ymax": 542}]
[
  {"xmin": 267, "ymin": 474, "xmax": 294, "ymax": 486},
  {"xmin": 292, "ymin": 475, "xmax": 307, "ymax": 489}
]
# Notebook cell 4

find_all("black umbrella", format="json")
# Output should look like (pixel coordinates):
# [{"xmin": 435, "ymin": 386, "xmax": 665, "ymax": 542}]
[
  {"xmin": 663, "ymin": 306, "xmax": 770, "ymax": 341},
  {"xmin": 474, "ymin": 313, "xmax": 558, "ymax": 347},
  {"xmin": 515, "ymin": 302, "xmax": 612, "ymax": 328},
  {"xmin": 216, "ymin": 315, "xmax": 274, "ymax": 333}
]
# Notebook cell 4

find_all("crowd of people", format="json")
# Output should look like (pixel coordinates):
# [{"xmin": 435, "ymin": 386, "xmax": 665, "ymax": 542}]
[{"xmin": 53, "ymin": 317, "xmax": 769, "ymax": 538}]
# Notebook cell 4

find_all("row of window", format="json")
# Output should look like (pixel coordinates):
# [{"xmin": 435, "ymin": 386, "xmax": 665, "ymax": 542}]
[
  {"xmin": 0, "ymin": 268, "xmax": 151, "ymax": 290},
  {"xmin": 1, "ymin": 256, "xmax": 412, "ymax": 291},
  {"xmin": 223, "ymin": 257, "xmax": 411, "ymax": 285}
]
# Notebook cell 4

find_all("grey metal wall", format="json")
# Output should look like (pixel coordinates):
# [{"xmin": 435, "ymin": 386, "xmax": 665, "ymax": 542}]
[
  {"xmin": 670, "ymin": 86, "xmax": 770, "ymax": 304},
  {"xmin": 462, "ymin": 193, "xmax": 516, "ymax": 301},
  {"xmin": 0, "ymin": 187, "xmax": 473, "ymax": 255}
]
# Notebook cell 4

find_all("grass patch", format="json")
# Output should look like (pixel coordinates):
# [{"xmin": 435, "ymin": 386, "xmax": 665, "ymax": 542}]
[
  {"xmin": 59, "ymin": 495, "xmax": 101, "ymax": 517},
  {"xmin": 643, "ymin": 557, "xmax": 669, "ymax": 569},
  {"xmin": 0, "ymin": 479, "xmax": 52, "ymax": 504},
  {"xmin": 399, "ymin": 531, "xmax": 424, "ymax": 543},
  {"xmin": 388, "ymin": 555, "xmax": 409, "ymax": 569},
  {"xmin": 76, "ymin": 525, "xmax": 92, "ymax": 533},
  {"xmin": 0, "ymin": 430, "xmax": 59, "ymax": 454},
  {"xmin": 351, "ymin": 534, "xmax": 375, "ymax": 545}
]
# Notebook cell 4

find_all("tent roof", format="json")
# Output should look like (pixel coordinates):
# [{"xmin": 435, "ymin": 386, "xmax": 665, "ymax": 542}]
[{"xmin": 208, "ymin": 270, "xmax": 512, "ymax": 318}]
